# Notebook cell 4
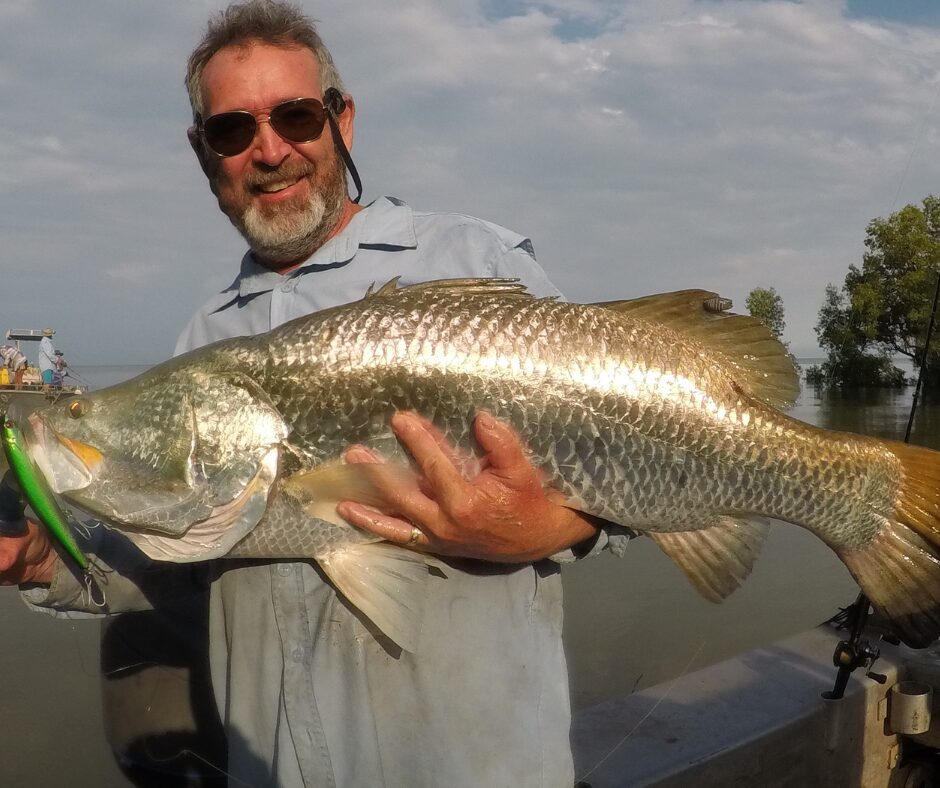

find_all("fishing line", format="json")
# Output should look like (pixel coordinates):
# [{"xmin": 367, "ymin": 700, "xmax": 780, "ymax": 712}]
[
  {"xmin": 64, "ymin": 367, "xmax": 92, "ymax": 388},
  {"xmin": 67, "ymin": 622, "xmax": 109, "ymax": 680},
  {"xmin": 825, "ymin": 65, "xmax": 940, "ymax": 375},
  {"xmin": 96, "ymin": 623, "xmax": 229, "ymax": 779},
  {"xmin": 904, "ymin": 269, "xmax": 940, "ymax": 441},
  {"xmin": 824, "ymin": 248, "xmax": 940, "ymax": 700},
  {"xmin": 822, "ymin": 62, "xmax": 940, "ymax": 692},
  {"xmin": 888, "ymin": 69, "xmax": 940, "ymax": 216},
  {"xmin": 143, "ymin": 747, "xmax": 253, "ymax": 787},
  {"xmin": 576, "ymin": 639, "xmax": 706, "ymax": 783}
]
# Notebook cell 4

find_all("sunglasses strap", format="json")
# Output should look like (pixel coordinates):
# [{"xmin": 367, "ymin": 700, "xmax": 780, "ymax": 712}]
[{"xmin": 327, "ymin": 111, "xmax": 363, "ymax": 204}]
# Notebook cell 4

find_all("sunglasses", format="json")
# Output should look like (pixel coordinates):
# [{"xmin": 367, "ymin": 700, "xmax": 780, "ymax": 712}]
[{"xmin": 200, "ymin": 97, "xmax": 331, "ymax": 157}]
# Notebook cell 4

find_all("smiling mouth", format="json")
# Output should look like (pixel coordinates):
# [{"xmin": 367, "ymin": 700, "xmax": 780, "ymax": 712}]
[
  {"xmin": 256, "ymin": 179, "xmax": 300, "ymax": 194},
  {"xmin": 251, "ymin": 169, "xmax": 313, "ymax": 195}
]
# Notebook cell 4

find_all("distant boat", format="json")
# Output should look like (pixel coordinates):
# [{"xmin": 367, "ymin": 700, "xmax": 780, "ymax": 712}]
[{"xmin": 0, "ymin": 328, "xmax": 83, "ymax": 405}]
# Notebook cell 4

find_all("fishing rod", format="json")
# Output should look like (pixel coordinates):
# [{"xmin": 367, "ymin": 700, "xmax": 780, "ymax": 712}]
[
  {"xmin": 825, "ymin": 267, "xmax": 940, "ymax": 700},
  {"xmin": 63, "ymin": 366, "xmax": 92, "ymax": 388}
]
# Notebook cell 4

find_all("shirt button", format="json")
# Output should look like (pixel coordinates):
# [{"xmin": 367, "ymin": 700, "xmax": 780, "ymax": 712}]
[
  {"xmin": 281, "ymin": 281, "xmax": 294, "ymax": 293},
  {"xmin": 292, "ymin": 647, "xmax": 304, "ymax": 663},
  {"xmin": 277, "ymin": 564, "xmax": 293, "ymax": 576}
]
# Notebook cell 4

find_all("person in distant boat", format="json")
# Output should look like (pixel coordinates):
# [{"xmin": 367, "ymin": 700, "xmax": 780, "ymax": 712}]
[
  {"xmin": 0, "ymin": 3, "xmax": 629, "ymax": 785},
  {"xmin": 52, "ymin": 350, "xmax": 68, "ymax": 387},
  {"xmin": 0, "ymin": 345, "xmax": 27, "ymax": 389},
  {"xmin": 38, "ymin": 328, "xmax": 57, "ymax": 388}
]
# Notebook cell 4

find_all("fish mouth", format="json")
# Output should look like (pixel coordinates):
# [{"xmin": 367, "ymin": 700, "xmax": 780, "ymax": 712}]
[{"xmin": 26, "ymin": 413, "xmax": 99, "ymax": 494}]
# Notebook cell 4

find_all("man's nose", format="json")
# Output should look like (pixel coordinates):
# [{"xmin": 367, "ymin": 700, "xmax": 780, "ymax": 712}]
[{"xmin": 252, "ymin": 118, "xmax": 292, "ymax": 166}]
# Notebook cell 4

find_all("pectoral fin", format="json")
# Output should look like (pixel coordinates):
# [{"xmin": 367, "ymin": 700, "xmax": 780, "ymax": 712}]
[{"xmin": 283, "ymin": 461, "xmax": 419, "ymax": 526}]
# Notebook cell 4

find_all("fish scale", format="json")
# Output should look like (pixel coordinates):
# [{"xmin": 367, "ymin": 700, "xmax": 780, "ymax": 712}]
[
  {"xmin": 223, "ymin": 288, "xmax": 890, "ymax": 546},
  {"xmin": 24, "ymin": 279, "xmax": 940, "ymax": 649}
]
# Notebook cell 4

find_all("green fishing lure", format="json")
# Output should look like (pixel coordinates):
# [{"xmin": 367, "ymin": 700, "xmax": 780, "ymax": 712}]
[{"xmin": 0, "ymin": 413, "xmax": 90, "ymax": 572}]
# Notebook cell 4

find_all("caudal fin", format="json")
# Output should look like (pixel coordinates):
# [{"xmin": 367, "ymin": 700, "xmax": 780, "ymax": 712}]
[{"xmin": 840, "ymin": 441, "xmax": 940, "ymax": 648}]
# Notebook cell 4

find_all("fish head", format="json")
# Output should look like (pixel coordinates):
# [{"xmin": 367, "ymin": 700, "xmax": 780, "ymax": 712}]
[{"xmin": 25, "ymin": 368, "xmax": 289, "ymax": 559}]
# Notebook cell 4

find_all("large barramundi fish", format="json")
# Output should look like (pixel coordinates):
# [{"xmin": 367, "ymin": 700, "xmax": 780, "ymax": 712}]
[{"xmin": 23, "ymin": 279, "xmax": 940, "ymax": 650}]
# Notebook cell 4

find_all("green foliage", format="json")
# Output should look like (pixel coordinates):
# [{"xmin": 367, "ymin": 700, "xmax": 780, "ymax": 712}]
[
  {"xmin": 804, "ymin": 355, "xmax": 906, "ymax": 388},
  {"xmin": 745, "ymin": 287, "xmax": 786, "ymax": 344},
  {"xmin": 813, "ymin": 196, "xmax": 940, "ymax": 388}
]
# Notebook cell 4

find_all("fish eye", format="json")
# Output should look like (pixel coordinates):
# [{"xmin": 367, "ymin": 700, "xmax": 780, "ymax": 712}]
[{"xmin": 68, "ymin": 400, "xmax": 89, "ymax": 419}]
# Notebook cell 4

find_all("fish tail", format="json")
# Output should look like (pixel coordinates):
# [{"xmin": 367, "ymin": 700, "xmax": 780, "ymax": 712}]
[
  {"xmin": 891, "ymin": 441, "xmax": 940, "ymax": 545},
  {"xmin": 840, "ymin": 441, "xmax": 940, "ymax": 647}
]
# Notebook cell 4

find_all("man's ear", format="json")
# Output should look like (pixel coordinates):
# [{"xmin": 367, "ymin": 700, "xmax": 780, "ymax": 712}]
[
  {"xmin": 324, "ymin": 88, "xmax": 355, "ymax": 152},
  {"xmin": 336, "ymin": 96, "xmax": 356, "ymax": 151},
  {"xmin": 187, "ymin": 125, "xmax": 213, "ymax": 179}
]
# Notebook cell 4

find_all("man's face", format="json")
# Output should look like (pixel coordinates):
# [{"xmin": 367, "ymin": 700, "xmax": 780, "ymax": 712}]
[{"xmin": 199, "ymin": 43, "xmax": 352, "ymax": 269}]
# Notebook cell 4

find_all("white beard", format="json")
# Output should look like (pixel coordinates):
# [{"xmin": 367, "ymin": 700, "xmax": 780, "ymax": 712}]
[
  {"xmin": 240, "ymin": 189, "xmax": 331, "ymax": 265},
  {"xmin": 219, "ymin": 150, "xmax": 349, "ymax": 268}
]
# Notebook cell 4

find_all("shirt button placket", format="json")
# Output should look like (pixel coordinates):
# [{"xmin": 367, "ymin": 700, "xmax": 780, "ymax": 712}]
[{"xmin": 271, "ymin": 278, "xmax": 297, "ymax": 326}]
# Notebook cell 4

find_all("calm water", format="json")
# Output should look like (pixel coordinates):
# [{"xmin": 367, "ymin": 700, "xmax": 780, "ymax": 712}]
[
  {"xmin": 564, "ymin": 365, "xmax": 940, "ymax": 709},
  {"xmin": 2, "ymin": 361, "xmax": 938, "ymax": 784}
]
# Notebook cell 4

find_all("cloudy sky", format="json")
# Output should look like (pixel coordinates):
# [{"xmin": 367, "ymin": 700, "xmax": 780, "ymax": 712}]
[{"xmin": 3, "ymin": 0, "xmax": 940, "ymax": 365}]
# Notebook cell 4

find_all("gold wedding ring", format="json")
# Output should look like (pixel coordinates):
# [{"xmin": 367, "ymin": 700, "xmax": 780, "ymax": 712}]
[{"xmin": 407, "ymin": 526, "xmax": 422, "ymax": 546}]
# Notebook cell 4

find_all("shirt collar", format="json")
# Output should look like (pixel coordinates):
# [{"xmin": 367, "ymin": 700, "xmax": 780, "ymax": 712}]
[{"xmin": 224, "ymin": 197, "xmax": 418, "ymax": 298}]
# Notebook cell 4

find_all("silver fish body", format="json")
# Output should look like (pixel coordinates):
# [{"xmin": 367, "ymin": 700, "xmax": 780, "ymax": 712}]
[{"xmin": 26, "ymin": 279, "xmax": 940, "ymax": 648}]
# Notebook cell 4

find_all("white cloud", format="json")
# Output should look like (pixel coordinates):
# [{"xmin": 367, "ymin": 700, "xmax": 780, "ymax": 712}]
[{"xmin": 2, "ymin": 0, "xmax": 939, "ymax": 362}]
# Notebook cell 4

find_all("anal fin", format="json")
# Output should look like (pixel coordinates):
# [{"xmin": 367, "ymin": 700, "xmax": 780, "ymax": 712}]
[{"xmin": 649, "ymin": 515, "xmax": 770, "ymax": 603}]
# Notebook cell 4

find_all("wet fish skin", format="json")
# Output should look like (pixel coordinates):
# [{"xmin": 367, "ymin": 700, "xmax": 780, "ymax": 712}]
[
  {"xmin": 228, "ymin": 481, "xmax": 375, "ymax": 558},
  {"xmin": 25, "ymin": 279, "xmax": 940, "ymax": 649}
]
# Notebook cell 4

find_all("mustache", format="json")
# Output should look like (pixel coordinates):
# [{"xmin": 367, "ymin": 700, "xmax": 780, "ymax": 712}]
[{"xmin": 244, "ymin": 163, "xmax": 316, "ymax": 190}]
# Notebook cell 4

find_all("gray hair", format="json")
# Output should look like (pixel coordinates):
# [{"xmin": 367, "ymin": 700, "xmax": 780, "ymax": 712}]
[{"xmin": 185, "ymin": 0, "xmax": 347, "ymax": 120}]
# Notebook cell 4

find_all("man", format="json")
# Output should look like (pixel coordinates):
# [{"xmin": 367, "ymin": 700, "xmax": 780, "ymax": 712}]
[
  {"xmin": 0, "ymin": 2, "xmax": 627, "ymax": 784},
  {"xmin": 38, "ymin": 328, "xmax": 57, "ymax": 388},
  {"xmin": 52, "ymin": 350, "xmax": 68, "ymax": 386}
]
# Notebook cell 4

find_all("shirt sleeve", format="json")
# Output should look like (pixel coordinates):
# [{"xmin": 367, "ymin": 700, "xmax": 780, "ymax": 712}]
[
  {"xmin": 20, "ymin": 522, "xmax": 210, "ymax": 617},
  {"xmin": 490, "ymin": 237, "xmax": 563, "ymax": 300}
]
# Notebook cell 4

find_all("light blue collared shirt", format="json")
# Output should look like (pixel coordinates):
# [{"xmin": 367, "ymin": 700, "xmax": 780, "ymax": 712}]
[
  {"xmin": 31, "ymin": 198, "xmax": 629, "ymax": 787},
  {"xmin": 176, "ymin": 198, "xmax": 581, "ymax": 787},
  {"xmin": 176, "ymin": 196, "xmax": 560, "ymax": 351}
]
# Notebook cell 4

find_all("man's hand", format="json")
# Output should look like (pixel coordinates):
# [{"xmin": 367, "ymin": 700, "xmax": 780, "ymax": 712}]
[
  {"xmin": 337, "ymin": 411, "xmax": 598, "ymax": 562},
  {"xmin": 0, "ymin": 520, "xmax": 57, "ymax": 585}
]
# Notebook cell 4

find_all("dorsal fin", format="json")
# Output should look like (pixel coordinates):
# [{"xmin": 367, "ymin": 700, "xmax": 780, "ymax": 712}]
[
  {"xmin": 595, "ymin": 289, "xmax": 799, "ymax": 409},
  {"xmin": 362, "ymin": 277, "xmax": 534, "ymax": 301}
]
